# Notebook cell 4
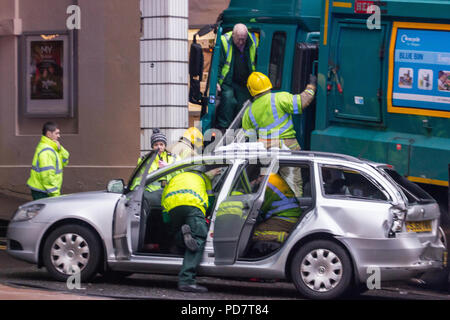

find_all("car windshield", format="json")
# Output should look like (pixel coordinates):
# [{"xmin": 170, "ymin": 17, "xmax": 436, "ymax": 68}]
[{"xmin": 381, "ymin": 168, "xmax": 434, "ymax": 204}]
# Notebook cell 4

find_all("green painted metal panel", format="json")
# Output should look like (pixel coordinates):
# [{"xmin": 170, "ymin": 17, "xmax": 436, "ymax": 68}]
[{"xmin": 329, "ymin": 23, "xmax": 385, "ymax": 122}]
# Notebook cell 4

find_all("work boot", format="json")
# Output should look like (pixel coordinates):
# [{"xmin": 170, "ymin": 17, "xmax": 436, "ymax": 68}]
[
  {"xmin": 178, "ymin": 283, "xmax": 208, "ymax": 293},
  {"xmin": 181, "ymin": 224, "xmax": 198, "ymax": 252}
]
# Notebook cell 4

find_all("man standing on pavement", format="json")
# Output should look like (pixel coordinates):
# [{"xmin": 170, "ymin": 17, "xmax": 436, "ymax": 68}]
[
  {"xmin": 27, "ymin": 122, "xmax": 69, "ymax": 200},
  {"xmin": 216, "ymin": 23, "xmax": 259, "ymax": 131},
  {"xmin": 242, "ymin": 71, "xmax": 317, "ymax": 198},
  {"xmin": 161, "ymin": 169, "xmax": 218, "ymax": 293}
]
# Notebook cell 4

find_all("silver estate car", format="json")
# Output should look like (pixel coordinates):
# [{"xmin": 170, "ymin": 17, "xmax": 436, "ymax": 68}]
[{"xmin": 7, "ymin": 145, "xmax": 446, "ymax": 299}]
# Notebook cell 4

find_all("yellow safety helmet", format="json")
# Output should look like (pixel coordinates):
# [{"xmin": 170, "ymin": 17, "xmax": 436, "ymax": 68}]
[
  {"xmin": 182, "ymin": 127, "xmax": 203, "ymax": 149},
  {"xmin": 247, "ymin": 72, "xmax": 272, "ymax": 97}
]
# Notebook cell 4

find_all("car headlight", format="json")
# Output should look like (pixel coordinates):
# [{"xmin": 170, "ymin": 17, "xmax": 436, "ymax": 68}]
[{"xmin": 12, "ymin": 204, "xmax": 45, "ymax": 222}]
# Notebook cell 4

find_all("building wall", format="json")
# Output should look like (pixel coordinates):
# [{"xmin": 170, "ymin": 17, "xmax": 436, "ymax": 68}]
[{"xmin": 0, "ymin": 0, "xmax": 141, "ymax": 197}]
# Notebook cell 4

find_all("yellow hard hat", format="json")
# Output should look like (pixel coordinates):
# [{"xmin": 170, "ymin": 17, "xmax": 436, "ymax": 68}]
[
  {"xmin": 247, "ymin": 72, "xmax": 272, "ymax": 97},
  {"xmin": 183, "ymin": 127, "xmax": 203, "ymax": 148}
]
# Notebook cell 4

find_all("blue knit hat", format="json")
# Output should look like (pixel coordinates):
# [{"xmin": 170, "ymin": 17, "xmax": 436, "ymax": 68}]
[{"xmin": 151, "ymin": 128, "xmax": 167, "ymax": 147}]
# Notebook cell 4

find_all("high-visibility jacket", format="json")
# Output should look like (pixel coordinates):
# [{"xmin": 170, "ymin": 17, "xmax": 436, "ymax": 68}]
[
  {"xmin": 131, "ymin": 151, "xmax": 179, "ymax": 192},
  {"xmin": 162, "ymin": 171, "xmax": 213, "ymax": 215},
  {"xmin": 27, "ymin": 136, "xmax": 69, "ymax": 197},
  {"xmin": 219, "ymin": 31, "xmax": 258, "ymax": 86},
  {"xmin": 242, "ymin": 92, "xmax": 305, "ymax": 140},
  {"xmin": 166, "ymin": 139, "xmax": 198, "ymax": 160},
  {"xmin": 259, "ymin": 173, "xmax": 301, "ymax": 223}
]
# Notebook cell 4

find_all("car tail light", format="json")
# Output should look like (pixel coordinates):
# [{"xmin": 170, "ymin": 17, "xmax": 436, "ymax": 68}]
[{"xmin": 388, "ymin": 208, "xmax": 406, "ymax": 237}]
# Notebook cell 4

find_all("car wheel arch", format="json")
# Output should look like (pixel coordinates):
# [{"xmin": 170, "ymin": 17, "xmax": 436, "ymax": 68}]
[
  {"xmin": 38, "ymin": 218, "xmax": 107, "ymax": 273},
  {"xmin": 285, "ymin": 233, "xmax": 360, "ymax": 286}
]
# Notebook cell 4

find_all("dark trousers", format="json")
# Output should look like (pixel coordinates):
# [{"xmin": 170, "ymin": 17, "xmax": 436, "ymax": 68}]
[
  {"xmin": 31, "ymin": 190, "xmax": 49, "ymax": 200},
  {"xmin": 169, "ymin": 205, "xmax": 208, "ymax": 286},
  {"xmin": 216, "ymin": 83, "xmax": 251, "ymax": 129}
]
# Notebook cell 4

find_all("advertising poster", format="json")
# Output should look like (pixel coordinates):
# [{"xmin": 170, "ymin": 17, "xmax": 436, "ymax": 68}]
[
  {"xmin": 30, "ymin": 40, "xmax": 64, "ymax": 100},
  {"xmin": 392, "ymin": 28, "xmax": 450, "ymax": 112}
]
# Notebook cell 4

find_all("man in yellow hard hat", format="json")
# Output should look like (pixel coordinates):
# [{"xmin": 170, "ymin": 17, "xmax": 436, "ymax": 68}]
[
  {"xmin": 167, "ymin": 127, "xmax": 204, "ymax": 160},
  {"xmin": 242, "ymin": 71, "xmax": 317, "ymax": 198},
  {"xmin": 216, "ymin": 23, "xmax": 259, "ymax": 130},
  {"xmin": 253, "ymin": 172, "xmax": 302, "ymax": 244}
]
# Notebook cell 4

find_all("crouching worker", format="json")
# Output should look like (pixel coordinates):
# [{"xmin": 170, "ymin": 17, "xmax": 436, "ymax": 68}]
[
  {"xmin": 161, "ymin": 169, "xmax": 218, "ymax": 293},
  {"xmin": 253, "ymin": 173, "xmax": 302, "ymax": 244}
]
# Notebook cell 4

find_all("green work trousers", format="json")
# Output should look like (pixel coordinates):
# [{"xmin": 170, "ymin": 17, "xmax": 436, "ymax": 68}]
[
  {"xmin": 169, "ymin": 205, "xmax": 208, "ymax": 286},
  {"xmin": 216, "ymin": 83, "xmax": 251, "ymax": 129},
  {"xmin": 31, "ymin": 189, "xmax": 50, "ymax": 200}
]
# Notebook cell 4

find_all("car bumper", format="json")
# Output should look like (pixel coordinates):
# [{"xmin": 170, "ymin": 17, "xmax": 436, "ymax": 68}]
[
  {"xmin": 6, "ymin": 220, "xmax": 47, "ymax": 264},
  {"xmin": 340, "ymin": 233, "xmax": 446, "ymax": 283}
]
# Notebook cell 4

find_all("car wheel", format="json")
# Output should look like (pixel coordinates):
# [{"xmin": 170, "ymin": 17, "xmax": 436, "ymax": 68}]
[
  {"xmin": 43, "ymin": 224, "xmax": 102, "ymax": 282},
  {"xmin": 291, "ymin": 240, "xmax": 353, "ymax": 300}
]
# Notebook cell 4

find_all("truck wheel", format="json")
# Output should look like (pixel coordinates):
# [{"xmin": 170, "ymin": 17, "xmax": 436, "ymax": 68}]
[
  {"xmin": 291, "ymin": 240, "xmax": 353, "ymax": 300},
  {"xmin": 43, "ymin": 224, "xmax": 102, "ymax": 282}
]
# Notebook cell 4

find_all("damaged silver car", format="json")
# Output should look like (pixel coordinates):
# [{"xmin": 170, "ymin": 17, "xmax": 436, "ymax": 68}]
[{"xmin": 6, "ymin": 146, "xmax": 446, "ymax": 299}]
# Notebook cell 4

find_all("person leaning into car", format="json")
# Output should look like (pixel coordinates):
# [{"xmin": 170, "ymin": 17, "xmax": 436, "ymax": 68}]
[
  {"xmin": 27, "ymin": 121, "xmax": 70, "ymax": 200},
  {"xmin": 161, "ymin": 169, "xmax": 216, "ymax": 293},
  {"xmin": 252, "ymin": 172, "xmax": 302, "ymax": 243}
]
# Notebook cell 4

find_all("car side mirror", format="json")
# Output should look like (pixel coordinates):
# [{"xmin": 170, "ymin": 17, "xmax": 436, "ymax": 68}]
[{"xmin": 107, "ymin": 179, "xmax": 124, "ymax": 193}]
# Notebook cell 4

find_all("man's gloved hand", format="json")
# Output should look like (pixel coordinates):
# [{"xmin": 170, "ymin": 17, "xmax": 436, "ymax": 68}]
[{"xmin": 309, "ymin": 74, "xmax": 317, "ymax": 87}]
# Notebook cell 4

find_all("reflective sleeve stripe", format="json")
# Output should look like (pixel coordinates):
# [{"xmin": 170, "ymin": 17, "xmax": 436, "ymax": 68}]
[
  {"xmin": 293, "ymin": 95, "xmax": 300, "ymax": 115},
  {"xmin": 273, "ymin": 216, "xmax": 298, "ymax": 223},
  {"xmin": 37, "ymin": 148, "xmax": 61, "ymax": 174},
  {"xmin": 266, "ymin": 203, "xmax": 299, "ymax": 218},
  {"xmin": 271, "ymin": 93, "xmax": 279, "ymax": 120},
  {"xmin": 243, "ymin": 128, "xmax": 257, "ymax": 137},
  {"xmin": 267, "ymin": 182, "xmax": 287, "ymax": 200},
  {"xmin": 248, "ymin": 103, "xmax": 259, "ymax": 129},
  {"xmin": 272, "ymin": 197, "xmax": 297, "ymax": 207},
  {"xmin": 28, "ymin": 184, "xmax": 58, "ymax": 194},
  {"xmin": 305, "ymin": 88, "xmax": 315, "ymax": 96},
  {"xmin": 32, "ymin": 165, "xmax": 56, "ymax": 173},
  {"xmin": 258, "ymin": 119, "xmax": 293, "ymax": 138},
  {"xmin": 251, "ymin": 32, "xmax": 258, "ymax": 48}
]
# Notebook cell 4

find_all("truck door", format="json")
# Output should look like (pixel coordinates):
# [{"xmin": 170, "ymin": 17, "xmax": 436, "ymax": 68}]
[
  {"xmin": 213, "ymin": 158, "xmax": 277, "ymax": 265},
  {"xmin": 330, "ymin": 23, "xmax": 386, "ymax": 123},
  {"xmin": 112, "ymin": 151, "xmax": 157, "ymax": 259}
]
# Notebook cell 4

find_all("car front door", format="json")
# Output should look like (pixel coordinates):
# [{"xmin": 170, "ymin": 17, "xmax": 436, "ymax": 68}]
[{"xmin": 112, "ymin": 151, "xmax": 157, "ymax": 260}]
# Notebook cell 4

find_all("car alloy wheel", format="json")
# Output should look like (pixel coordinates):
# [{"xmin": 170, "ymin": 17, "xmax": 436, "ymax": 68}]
[
  {"xmin": 300, "ymin": 248, "xmax": 343, "ymax": 292},
  {"xmin": 43, "ymin": 224, "xmax": 102, "ymax": 282},
  {"xmin": 291, "ymin": 240, "xmax": 352, "ymax": 299},
  {"xmin": 50, "ymin": 233, "xmax": 90, "ymax": 275}
]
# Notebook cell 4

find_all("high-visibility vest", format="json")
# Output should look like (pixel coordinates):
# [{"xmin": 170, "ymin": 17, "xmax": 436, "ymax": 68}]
[
  {"xmin": 242, "ymin": 91, "xmax": 303, "ymax": 139},
  {"xmin": 260, "ymin": 173, "xmax": 301, "ymax": 222},
  {"xmin": 219, "ymin": 31, "xmax": 258, "ymax": 86},
  {"xmin": 162, "ymin": 171, "xmax": 213, "ymax": 215},
  {"xmin": 131, "ymin": 151, "xmax": 179, "ymax": 192},
  {"xmin": 27, "ymin": 136, "xmax": 69, "ymax": 197}
]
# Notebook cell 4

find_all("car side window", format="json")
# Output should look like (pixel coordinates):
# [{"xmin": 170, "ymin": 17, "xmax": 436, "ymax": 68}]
[
  {"xmin": 320, "ymin": 165, "xmax": 389, "ymax": 201},
  {"xmin": 230, "ymin": 164, "xmax": 267, "ymax": 195}
]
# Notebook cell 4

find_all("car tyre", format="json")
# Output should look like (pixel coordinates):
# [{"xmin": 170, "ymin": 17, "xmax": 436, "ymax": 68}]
[
  {"xmin": 43, "ymin": 224, "xmax": 102, "ymax": 282},
  {"xmin": 291, "ymin": 240, "xmax": 353, "ymax": 300}
]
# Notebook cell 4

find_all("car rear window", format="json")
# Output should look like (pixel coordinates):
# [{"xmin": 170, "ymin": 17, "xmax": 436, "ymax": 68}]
[{"xmin": 381, "ymin": 168, "xmax": 434, "ymax": 204}]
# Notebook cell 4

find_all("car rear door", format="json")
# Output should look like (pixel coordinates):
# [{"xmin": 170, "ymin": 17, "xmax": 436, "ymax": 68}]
[
  {"xmin": 112, "ymin": 151, "xmax": 157, "ymax": 259},
  {"xmin": 213, "ymin": 157, "xmax": 277, "ymax": 265}
]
